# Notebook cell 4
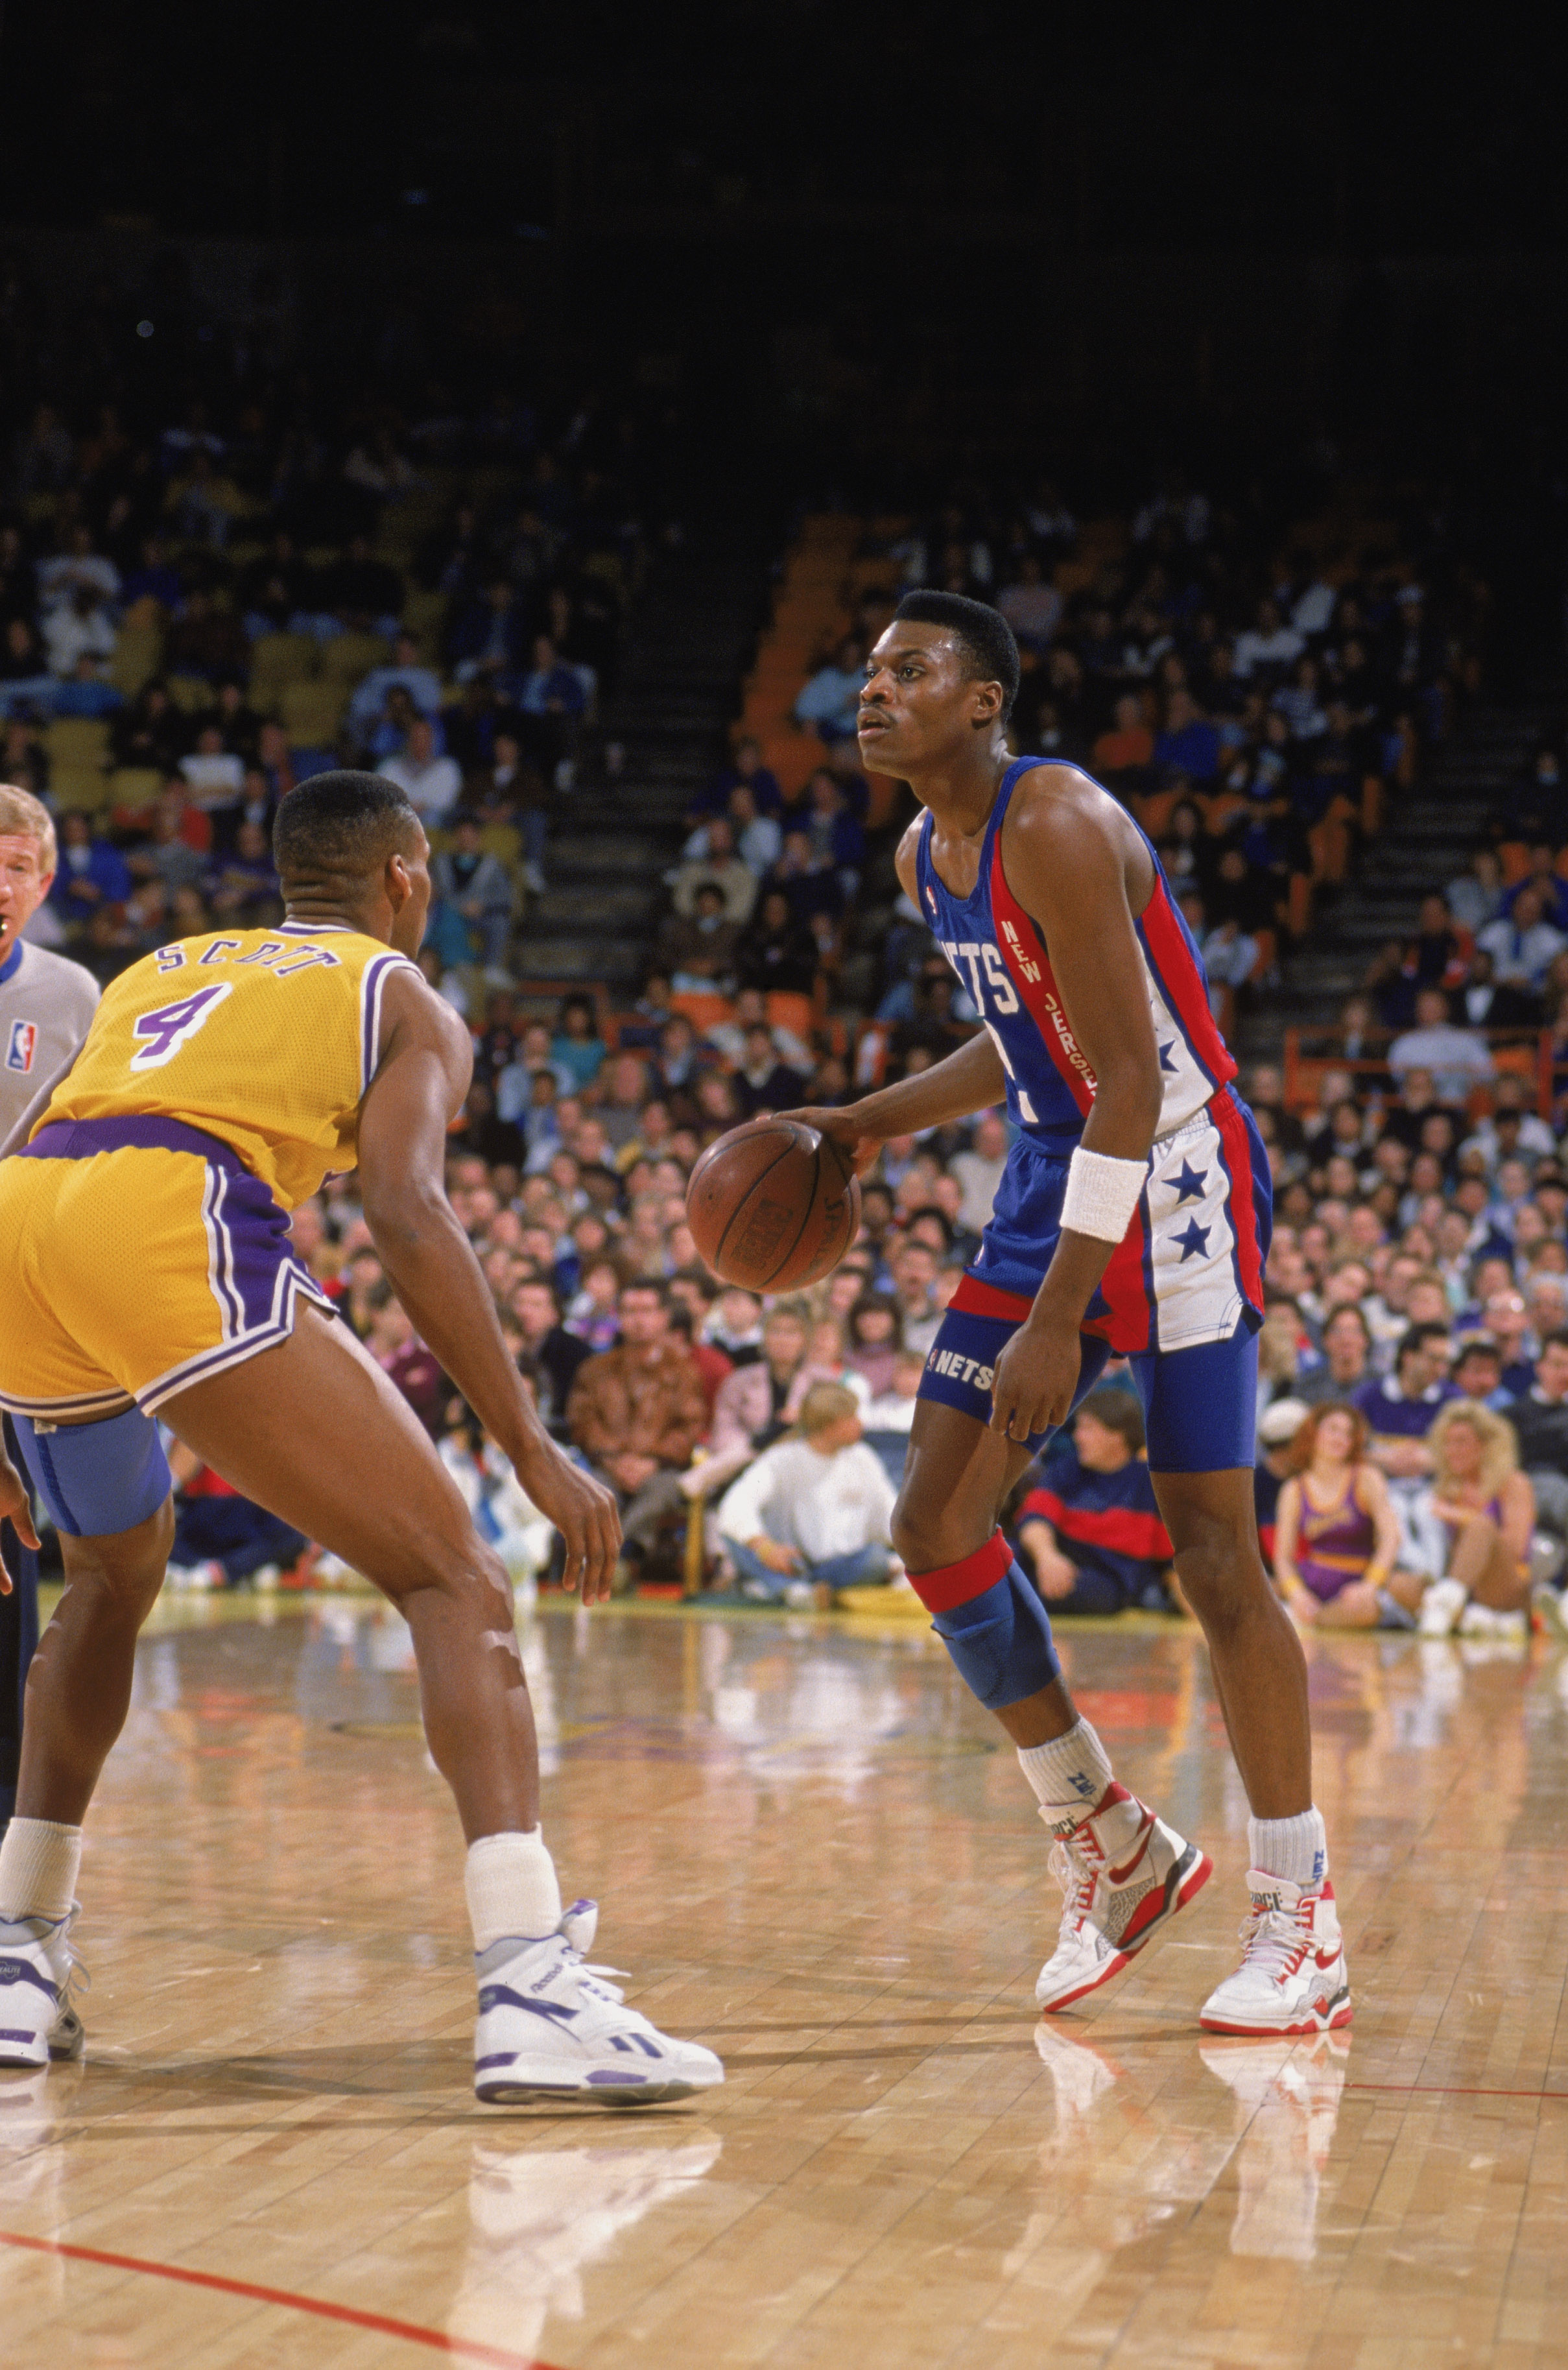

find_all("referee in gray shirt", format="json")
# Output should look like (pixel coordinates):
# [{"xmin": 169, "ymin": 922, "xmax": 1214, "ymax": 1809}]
[{"xmin": 0, "ymin": 784, "xmax": 101, "ymax": 1837}]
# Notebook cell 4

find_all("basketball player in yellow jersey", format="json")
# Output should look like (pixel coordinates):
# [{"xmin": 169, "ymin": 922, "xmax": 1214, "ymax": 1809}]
[{"xmin": 0, "ymin": 771, "xmax": 722, "ymax": 2105}]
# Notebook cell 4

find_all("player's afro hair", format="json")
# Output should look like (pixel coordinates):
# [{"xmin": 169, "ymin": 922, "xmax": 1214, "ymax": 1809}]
[
  {"xmin": 273, "ymin": 770, "xmax": 420, "ymax": 882},
  {"xmin": 895, "ymin": 590, "xmax": 1020, "ymax": 722}
]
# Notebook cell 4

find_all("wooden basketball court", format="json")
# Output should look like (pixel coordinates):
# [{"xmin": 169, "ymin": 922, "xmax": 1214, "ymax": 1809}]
[{"xmin": 2, "ymin": 1591, "xmax": 1562, "ymax": 2367}]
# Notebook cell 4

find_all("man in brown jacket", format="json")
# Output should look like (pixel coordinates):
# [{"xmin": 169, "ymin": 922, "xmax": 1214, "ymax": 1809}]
[{"xmin": 567, "ymin": 1280, "xmax": 709, "ymax": 1574}]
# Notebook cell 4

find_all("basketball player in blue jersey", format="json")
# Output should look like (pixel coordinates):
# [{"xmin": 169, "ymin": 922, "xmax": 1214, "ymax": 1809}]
[{"xmin": 791, "ymin": 592, "xmax": 1348, "ymax": 2037}]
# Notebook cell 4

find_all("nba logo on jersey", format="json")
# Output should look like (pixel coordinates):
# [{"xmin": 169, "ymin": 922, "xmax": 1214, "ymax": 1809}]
[{"xmin": 5, "ymin": 1018, "xmax": 36, "ymax": 1073}]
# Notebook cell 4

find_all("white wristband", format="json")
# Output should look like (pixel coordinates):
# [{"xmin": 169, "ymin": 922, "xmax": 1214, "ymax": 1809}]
[{"xmin": 1061, "ymin": 1145, "xmax": 1147, "ymax": 1243}]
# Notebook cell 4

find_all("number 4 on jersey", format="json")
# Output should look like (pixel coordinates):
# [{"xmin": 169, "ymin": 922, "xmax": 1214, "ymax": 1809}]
[{"xmin": 130, "ymin": 982, "xmax": 232, "ymax": 1071}]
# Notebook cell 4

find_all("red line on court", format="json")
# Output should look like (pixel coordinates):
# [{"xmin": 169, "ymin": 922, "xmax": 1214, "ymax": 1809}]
[
  {"xmin": 0, "ymin": 2229, "xmax": 564, "ymax": 2368},
  {"xmin": 1344, "ymin": 2081, "xmax": 1568, "ymax": 2103}
]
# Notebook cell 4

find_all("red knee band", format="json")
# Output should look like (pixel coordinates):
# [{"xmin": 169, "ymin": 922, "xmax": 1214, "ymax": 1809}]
[{"xmin": 909, "ymin": 1529, "xmax": 1014, "ymax": 1613}]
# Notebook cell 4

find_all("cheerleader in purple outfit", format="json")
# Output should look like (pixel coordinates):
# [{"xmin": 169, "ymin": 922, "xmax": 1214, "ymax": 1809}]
[{"xmin": 1272, "ymin": 1405, "xmax": 1425, "ymax": 1630}]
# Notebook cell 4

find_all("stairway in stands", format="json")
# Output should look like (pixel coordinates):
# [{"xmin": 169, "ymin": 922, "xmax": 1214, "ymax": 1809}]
[
  {"xmin": 1243, "ymin": 694, "xmax": 1560, "ymax": 1057},
  {"xmin": 512, "ymin": 544, "xmax": 767, "ymax": 996}
]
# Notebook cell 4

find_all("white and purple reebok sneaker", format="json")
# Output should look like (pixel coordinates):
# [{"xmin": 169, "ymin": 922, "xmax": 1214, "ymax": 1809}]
[{"xmin": 473, "ymin": 1899, "xmax": 724, "ymax": 2107}]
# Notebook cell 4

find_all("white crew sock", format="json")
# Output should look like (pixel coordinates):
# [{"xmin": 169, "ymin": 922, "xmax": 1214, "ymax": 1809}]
[
  {"xmin": 1017, "ymin": 1718, "xmax": 1115, "ymax": 1821},
  {"xmin": 0, "ymin": 1817, "xmax": 82, "ymax": 1924},
  {"xmin": 1248, "ymin": 1808, "xmax": 1328, "ymax": 1890},
  {"xmin": 464, "ymin": 1830, "xmax": 563, "ymax": 1952}
]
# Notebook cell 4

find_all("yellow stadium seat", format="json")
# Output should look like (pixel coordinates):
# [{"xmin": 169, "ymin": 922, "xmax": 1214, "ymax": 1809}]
[
  {"xmin": 49, "ymin": 765, "xmax": 110, "ymax": 813},
  {"xmin": 109, "ymin": 626, "xmax": 164, "ymax": 697},
  {"xmin": 320, "ymin": 630, "xmax": 391, "ymax": 686},
  {"xmin": 279, "ymin": 680, "xmax": 347, "ymax": 742},
  {"xmin": 167, "ymin": 675, "xmax": 213, "ymax": 713},
  {"xmin": 45, "ymin": 718, "xmax": 112, "ymax": 769},
  {"xmin": 400, "ymin": 587, "xmax": 447, "ymax": 656},
  {"xmin": 249, "ymin": 632, "xmax": 316, "ymax": 691}
]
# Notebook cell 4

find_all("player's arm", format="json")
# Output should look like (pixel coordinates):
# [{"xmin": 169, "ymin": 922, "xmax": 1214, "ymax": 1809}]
[
  {"xmin": 357, "ymin": 969, "xmax": 621, "ymax": 1601},
  {"xmin": 780, "ymin": 820, "xmax": 1006, "ymax": 1166},
  {"xmin": 0, "ymin": 1457, "xmax": 40, "ymax": 1596},
  {"xmin": 988, "ymin": 775, "xmax": 1163, "ymax": 1441}
]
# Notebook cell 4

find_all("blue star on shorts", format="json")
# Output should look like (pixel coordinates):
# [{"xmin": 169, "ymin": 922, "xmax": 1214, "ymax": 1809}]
[
  {"xmin": 1174, "ymin": 1215, "xmax": 1211, "ymax": 1262},
  {"xmin": 1158, "ymin": 1038, "xmax": 1178, "ymax": 1073},
  {"xmin": 1172, "ymin": 1159, "xmax": 1209, "ymax": 1205}
]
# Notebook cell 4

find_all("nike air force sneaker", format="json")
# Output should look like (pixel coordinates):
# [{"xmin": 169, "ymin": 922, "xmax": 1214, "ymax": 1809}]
[
  {"xmin": 1199, "ymin": 1870, "xmax": 1351, "ymax": 2037},
  {"xmin": 1035, "ymin": 1782, "xmax": 1212, "ymax": 2013}
]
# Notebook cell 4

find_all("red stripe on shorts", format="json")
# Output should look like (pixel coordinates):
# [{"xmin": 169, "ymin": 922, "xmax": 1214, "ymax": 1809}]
[
  {"xmin": 949, "ymin": 1275, "xmax": 1036, "ymax": 1323},
  {"xmin": 1211, "ymin": 1087, "xmax": 1265, "ymax": 1313}
]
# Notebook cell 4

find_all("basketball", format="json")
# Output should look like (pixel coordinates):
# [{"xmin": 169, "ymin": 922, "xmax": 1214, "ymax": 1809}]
[{"xmin": 685, "ymin": 1118, "xmax": 861, "ymax": 1291}]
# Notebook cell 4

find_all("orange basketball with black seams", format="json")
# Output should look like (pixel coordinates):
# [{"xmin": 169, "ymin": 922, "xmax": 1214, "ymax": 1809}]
[{"xmin": 685, "ymin": 1118, "xmax": 861, "ymax": 1292}]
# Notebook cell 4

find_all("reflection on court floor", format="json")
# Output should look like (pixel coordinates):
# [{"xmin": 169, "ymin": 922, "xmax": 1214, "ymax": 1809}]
[{"xmin": 0, "ymin": 1595, "xmax": 1562, "ymax": 2367}]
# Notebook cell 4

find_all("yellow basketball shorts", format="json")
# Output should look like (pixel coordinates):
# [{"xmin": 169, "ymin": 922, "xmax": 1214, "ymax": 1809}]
[{"xmin": 0, "ymin": 1115, "xmax": 333, "ymax": 1420}]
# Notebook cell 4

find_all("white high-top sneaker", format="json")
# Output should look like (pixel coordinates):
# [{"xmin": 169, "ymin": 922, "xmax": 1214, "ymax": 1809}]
[
  {"xmin": 1199, "ymin": 1871, "xmax": 1351, "ymax": 2037},
  {"xmin": 0, "ymin": 1911, "xmax": 86, "ymax": 2070},
  {"xmin": 474, "ymin": 1900, "xmax": 723, "ymax": 2107},
  {"xmin": 1035, "ymin": 1781, "xmax": 1212, "ymax": 2013}
]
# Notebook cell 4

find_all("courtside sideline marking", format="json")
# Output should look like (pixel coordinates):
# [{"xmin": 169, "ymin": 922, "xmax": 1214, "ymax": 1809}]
[{"xmin": 0, "ymin": 2229, "xmax": 562, "ymax": 2367}]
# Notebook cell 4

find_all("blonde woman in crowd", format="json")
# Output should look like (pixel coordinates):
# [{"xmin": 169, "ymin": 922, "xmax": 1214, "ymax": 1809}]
[
  {"xmin": 1414, "ymin": 1400, "xmax": 1536, "ymax": 1640},
  {"xmin": 1272, "ymin": 1406, "xmax": 1425, "ymax": 1630}
]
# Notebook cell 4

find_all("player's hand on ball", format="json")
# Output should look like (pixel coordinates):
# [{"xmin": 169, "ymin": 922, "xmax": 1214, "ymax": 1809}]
[
  {"xmin": 775, "ymin": 1106, "xmax": 882, "ymax": 1179},
  {"xmin": 0, "ymin": 1454, "xmax": 40, "ymax": 1596},
  {"xmin": 516, "ymin": 1440, "xmax": 621, "ymax": 1605},
  {"xmin": 989, "ymin": 1317, "xmax": 1082, "ymax": 1446}
]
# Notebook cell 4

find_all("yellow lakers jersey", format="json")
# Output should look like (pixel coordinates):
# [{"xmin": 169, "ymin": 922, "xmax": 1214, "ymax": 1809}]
[{"xmin": 36, "ymin": 924, "xmax": 424, "ymax": 1209}]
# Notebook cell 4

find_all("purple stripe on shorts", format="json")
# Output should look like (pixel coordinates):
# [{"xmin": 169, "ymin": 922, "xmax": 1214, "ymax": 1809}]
[
  {"xmin": 19, "ymin": 1114, "xmax": 252, "ymax": 1175},
  {"xmin": 217, "ymin": 1164, "xmax": 302, "ymax": 1330},
  {"xmin": 204, "ymin": 1164, "xmax": 246, "ymax": 1337}
]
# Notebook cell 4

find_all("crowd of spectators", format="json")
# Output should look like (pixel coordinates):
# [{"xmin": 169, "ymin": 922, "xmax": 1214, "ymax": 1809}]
[
  {"xmin": 749, "ymin": 470, "xmax": 1491, "ymax": 1040},
  {"xmin": 3, "ymin": 375, "xmax": 648, "ymax": 987},
  {"xmin": 217, "ymin": 994, "xmax": 1568, "ymax": 1639},
  {"xmin": 1296, "ymin": 738, "xmax": 1568, "ymax": 1112},
  {"xmin": 267, "ymin": 1007, "xmax": 978, "ymax": 1603},
  {"xmin": 14, "ymin": 392, "xmax": 1563, "ymax": 1639}
]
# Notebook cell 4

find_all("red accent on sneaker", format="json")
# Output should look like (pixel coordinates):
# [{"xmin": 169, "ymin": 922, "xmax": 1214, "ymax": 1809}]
[
  {"xmin": 1038, "ymin": 1847, "xmax": 1214, "ymax": 2014},
  {"xmin": 1102, "ymin": 1806, "xmax": 1158, "ymax": 1885},
  {"xmin": 908, "ymin": 1529, "xmax": 1014, "ymax": 1612}
]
